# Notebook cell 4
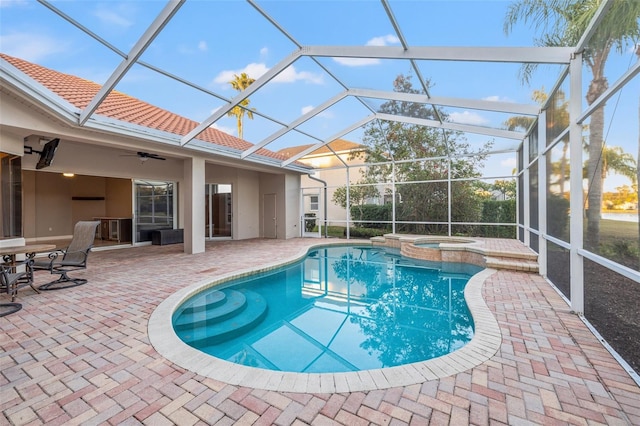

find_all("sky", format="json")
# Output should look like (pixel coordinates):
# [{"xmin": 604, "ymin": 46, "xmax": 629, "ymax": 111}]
[{"xmin": 0, "ymin": 0, "xmax": 638, "ymax": 190}]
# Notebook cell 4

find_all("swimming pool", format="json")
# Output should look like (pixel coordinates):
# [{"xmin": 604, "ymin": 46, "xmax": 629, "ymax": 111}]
[
  {"xmin": 149, "ymin": 240, "xmax": 503, "ymax": 392},
  {"xmin": 172, "ymin": 245, "xmax": 483, "ymax": 373}
]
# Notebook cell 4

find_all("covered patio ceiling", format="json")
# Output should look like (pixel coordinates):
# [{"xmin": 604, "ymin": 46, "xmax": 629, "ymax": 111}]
[{"xmin": 1, "ymin": 0, "xmax": 605, "ymax": 169}]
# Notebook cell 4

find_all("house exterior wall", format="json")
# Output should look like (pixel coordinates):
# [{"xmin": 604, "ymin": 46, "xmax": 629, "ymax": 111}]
[
  {"xmin": 205, "ymin": 163, "xmax": 261, "ymax": 240},
  {"xmin": 300, "ymin": 150, "xmax": 367, "ymax": 227},
  {"xmin": 259, "ymin": 174, "xmax": 284, "ymax": 239},
  {"xmin": 285, "ymin": 173, "xmax": 302, "ymax": 239},
  {"xmin": 0, "ymin": 128, "xmax": 24, "ymax": 156},
  {"xmin": 258, "ymin": 173, "xmax": 301, "ymax": 239},
  {"xmin": 1, "ymin": 90, "xmax": 305, "ymax": 247},
  {"xmin": 22, "ymin": 171, "xmax": 131, "ymax": 240}
]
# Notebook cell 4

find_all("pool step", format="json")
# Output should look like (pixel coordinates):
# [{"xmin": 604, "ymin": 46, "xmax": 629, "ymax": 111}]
[
  {"xmin": 176, "ymin": 289, "xmax": 228, "ymax": 314},
  {"xmin": 176, "ymin": 289, "xmax": 268, "ymax": 346},
  {"xmin": 174, "ymin": 289, "xmax": 247, "ymax": 329}
]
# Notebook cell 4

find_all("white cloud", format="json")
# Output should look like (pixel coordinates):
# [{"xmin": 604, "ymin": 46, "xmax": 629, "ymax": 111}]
[
  {"xmin": 482, "ymin": 95, "xmax": 514, "ymax": 103},
  {"xmin": 333, "ymin": 57, "xmax": 382, "ymax": 67},
  {"xmin": 213, "ymin": 63, "xmax": 268, "ymax": 85},
  {"xmin": 0, "ymin": 0, "xmax": 28, "ymax": 8},
  {"xmin": 93, "ymin": 5, "xmax": 133, "ymax": 28},
  {"xmin": 366, "ymin": 34, "xmax": 400, "ymax": 46},
  {"xmin": 211, "ymin": 123, "xmax": 236, "ymax": 136},
  {"xmin": 448, "ymin": 111, "xmax": 488, "ymax": 125},
  {"xmin": 275, "ymin": 65, "xmax": 323, "ymax": 84},
  {"xmin": 260, "ymin": 47, "xmax": 268, "ymax": 58},
  {"xmin": 213, "ymin": 62, "xmax": 323, "ymax": 87},
  {"xmin": 178, "ymin": 41, "xmax": 209, "ymax": 55},
  {"xmin": 500, "ymin": 157, "xmax": 517, "ymax": 168},
  {"xmin": 0, "ymin": 32, "xmax": 69, "ymax": 62},
  {"xmin": 301, "ymin": 105, "xmax": 334, "ymax": 118},
  {"xmin": 333, "ymin": 34, "xmax": 400, "ymax": 67}
]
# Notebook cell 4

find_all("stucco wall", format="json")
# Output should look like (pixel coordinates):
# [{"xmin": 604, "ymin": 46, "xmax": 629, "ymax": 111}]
[
  {"xmin": 22, "ymin": 170, "xmax": 131, "ymax": 239},
  {"xmin": 2, "ymin": 93, "xmax": 305, "ymax": 244},
  {"xmin": 259, "ymin": 174, "xmax": 285, "ymax": 239},
  {"xmin": 205, "ymin": 163, "xmax": 261, "ymax": 240},
  {"xmin": 285, "ymin": 173, "xmax": 302, "ymax": 239}
]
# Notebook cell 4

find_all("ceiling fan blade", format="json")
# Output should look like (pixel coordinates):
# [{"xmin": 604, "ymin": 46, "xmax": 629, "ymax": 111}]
[{"xmin": 137, "ymin": 151, "xmax": 166, "ymax": 160}]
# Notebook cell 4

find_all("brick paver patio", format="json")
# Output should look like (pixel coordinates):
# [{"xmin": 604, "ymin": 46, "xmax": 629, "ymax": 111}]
[{"xmin": 2, "ymin": 238, "xmax": 639, "ymax": 425}]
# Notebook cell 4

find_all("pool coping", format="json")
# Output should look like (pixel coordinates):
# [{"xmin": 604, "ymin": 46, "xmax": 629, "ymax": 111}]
[{"xmin": 148, "ymin": 240, "xmax": 502, "ymax": 393}]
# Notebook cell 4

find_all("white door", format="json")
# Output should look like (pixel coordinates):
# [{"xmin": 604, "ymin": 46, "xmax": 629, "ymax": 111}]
[{"xmin": 263, "ymin": 193, "xmax": 277, "ymax": 238}]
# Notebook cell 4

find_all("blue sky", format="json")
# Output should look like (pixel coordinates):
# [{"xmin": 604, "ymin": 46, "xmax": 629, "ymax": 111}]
[{"xmin": 1, "ymin": 0, "xmax": 638, "ymax": 189}]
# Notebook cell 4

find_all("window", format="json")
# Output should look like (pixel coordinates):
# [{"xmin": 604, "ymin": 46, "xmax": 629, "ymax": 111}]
[
  {"xmin": 310, "ymin": 195, "xmax": 319, "ymax": 211},
  {"xmin": 135, "ymin": 180, "xmax": 175, "ymax": 242}
]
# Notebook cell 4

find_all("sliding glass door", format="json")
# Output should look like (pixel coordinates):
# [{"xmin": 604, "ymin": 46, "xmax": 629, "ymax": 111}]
[
  {"xmin": 134, "ymin": 180, "xmax": 175, "ymax": 242},
  {"xmin": 205, "ymin": 184, "xmax": 232, "ymax": 239},
  {"xmin": 0, "ymin": 153, "xmax": 22, "ymax": 239}
]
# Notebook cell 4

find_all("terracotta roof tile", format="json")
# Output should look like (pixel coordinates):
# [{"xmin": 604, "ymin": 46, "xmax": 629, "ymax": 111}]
[
  {"xmin": 1, "ymin": 53, "xmax": 288, "ymax": 162},
  {"xmin": 276, "ymin": 138, "xmax": 365, "ymax": 159}
]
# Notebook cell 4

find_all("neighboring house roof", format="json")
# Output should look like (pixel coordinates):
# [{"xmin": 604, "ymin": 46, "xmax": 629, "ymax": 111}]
[
  {"xmin": 0, "ymin": 53, "xmax": 286, "ymax": 162},
  {"xmin": 277, "ymin": 139, "xmax": 366, "ymax": 159}
]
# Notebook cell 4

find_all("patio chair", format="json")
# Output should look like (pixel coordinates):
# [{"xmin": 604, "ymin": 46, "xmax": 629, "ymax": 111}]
[
  {"xmin": 0, "ymin": 259, "xmax": 35, "ymax": 302},
  {"xmin": 33, "ymin": 220, "xmax": 100, "ymax": 290}
]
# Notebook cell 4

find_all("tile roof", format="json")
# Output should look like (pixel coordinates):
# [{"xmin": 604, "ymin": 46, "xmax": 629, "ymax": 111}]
[
  {"xmin": 276, "ymin": 138, "xmax": 365, "ymax": 159},
  {"xmin": 1, "ymin": 53, "xmax": 287, "ymax": 162}
]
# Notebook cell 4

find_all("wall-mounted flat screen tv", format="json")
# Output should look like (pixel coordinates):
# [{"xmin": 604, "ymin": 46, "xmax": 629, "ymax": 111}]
[{"xmin": 36, "ymin": 138, "xmax": 60, "ymax": 170}]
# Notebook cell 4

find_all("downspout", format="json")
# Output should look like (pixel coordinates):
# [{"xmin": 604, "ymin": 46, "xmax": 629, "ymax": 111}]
[{"xmin": 308, "ymin": 174, "xmax": 328, "ymax": 238}]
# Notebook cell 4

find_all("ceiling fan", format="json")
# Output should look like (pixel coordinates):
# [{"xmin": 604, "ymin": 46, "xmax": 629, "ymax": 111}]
[{"xmin": 121, "ymin": 151, "xmax": 166, "ymax": 162}]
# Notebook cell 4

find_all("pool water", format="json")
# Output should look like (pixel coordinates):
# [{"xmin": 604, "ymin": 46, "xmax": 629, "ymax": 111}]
[{"xmin": 172, "ymin": 245, "xmax": 483, "ymax": 373}]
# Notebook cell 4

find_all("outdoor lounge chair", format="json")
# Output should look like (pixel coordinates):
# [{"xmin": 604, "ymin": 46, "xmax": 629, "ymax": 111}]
[{"xmin": 33, "ymin": 220, "xmax": 100, "ymax": 290}]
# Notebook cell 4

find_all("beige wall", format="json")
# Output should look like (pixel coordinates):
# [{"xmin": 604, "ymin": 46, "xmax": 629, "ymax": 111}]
[
  {"xmin": 299, "ymin": 151, "xmax": 367, "ymax": 227},
  {"xmin": 34, "ymin": 171, "xmax": 73, "ymax": 238},
  {"xmin": 236, "ymin": 171, "xmax": 260, "ymax": 239},
  {"xmin": 70, "ymin": 175, "xmax": 106, "ymax": 228},
  {"xmin": 22, "ymin": 164, "xmax": 302, "ymax": 242},
  {"xmin": 259, "ymin": 174, "xmax": 285, "ymax": 238},
  {"xmin": 23, "ymin": 170, "xmax": 131, "ymax": 240},
  {"xmin": 205, "ymin": 164, "xmax": 261, "ymax": 240},
  {"xmin": 0, "ymin": 129, "xmax": 24, "ymax": 156},
  {"xmin": 106, "ymin": 179, "xmax": 133, "ymax": 218},
  {"xmin": 258, "ymin": 173, "xmax": 301, "ymax": 239},
  {"xmin": 2, "ymin": 93, "xmax": 306, "ymax": 244},
  {"xmin": 285, "ymin": 173, "xmax": 302, "ymax": 239}
]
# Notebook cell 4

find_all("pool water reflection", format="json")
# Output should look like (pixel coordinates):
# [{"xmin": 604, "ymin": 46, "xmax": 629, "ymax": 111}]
[{"xmin": 172, "ymin": 245, "xmax": 483, "ymax": 373}]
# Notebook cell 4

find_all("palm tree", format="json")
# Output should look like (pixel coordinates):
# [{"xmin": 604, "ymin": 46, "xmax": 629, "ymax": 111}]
[
  {"xmin": 600, "ymin": 146, "xmax": 637, "ymax": 184},
  {"xmin": 503, "ymin": 89, "xmax": 548, "ymax": 131},
  {"xmin": 504, "ymin": 0, "xmax": 640, "ymax": 250},
  {"xmin": 227, "ymin": 73, "xmax": 255, "ymax": 139}
]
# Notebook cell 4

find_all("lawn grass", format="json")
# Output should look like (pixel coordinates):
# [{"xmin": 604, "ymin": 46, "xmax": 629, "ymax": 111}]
[{"xmin": 599, "ymin": 218, "xmax": 639, "ymax": 244}]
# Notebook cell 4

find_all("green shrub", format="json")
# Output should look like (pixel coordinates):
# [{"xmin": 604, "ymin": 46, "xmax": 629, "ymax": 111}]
[
  {"xmin": 350, "ymin": 204, "xmax": 392, "ymax": 229},
  {"xmin": 479, "ymin": 199, "xmax": 516, "ymax": 238},
  {"xmin": 345, "ymin": 227, "xmax": 388, "ymax": 238}
]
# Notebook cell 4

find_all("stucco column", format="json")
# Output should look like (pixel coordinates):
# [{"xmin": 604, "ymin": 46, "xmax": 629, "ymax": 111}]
[{"xmin": 183, "ymin": 156, "xmax": 205, "ymax": 254}]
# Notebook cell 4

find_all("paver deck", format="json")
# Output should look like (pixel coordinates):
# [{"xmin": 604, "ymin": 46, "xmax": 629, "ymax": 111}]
[{"xmin": 2, "ymin": 238, "xmax": 639, "ymax": 425}]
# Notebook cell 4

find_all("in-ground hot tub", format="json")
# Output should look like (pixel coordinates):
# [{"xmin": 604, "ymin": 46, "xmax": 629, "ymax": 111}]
[{"xmin": 372, "ymin": 235, "xmax": 483, "ymax": 265}]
